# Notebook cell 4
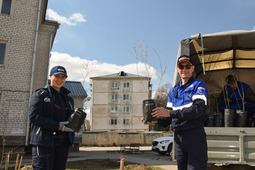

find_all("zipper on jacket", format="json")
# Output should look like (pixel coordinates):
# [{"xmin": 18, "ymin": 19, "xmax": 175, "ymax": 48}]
[{"xmin": 69, "ymin": 101, "xmax": 73, "ymax": 111}]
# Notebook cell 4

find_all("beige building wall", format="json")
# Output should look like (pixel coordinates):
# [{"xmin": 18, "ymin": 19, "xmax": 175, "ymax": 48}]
[
  {"xmin": 90, "ymin": 73, "xmax": 151, "ymax": 132},
  {"xmin": 133, "ymin": 80, "xmax": 151, "ymax": 92},
  {"xmin": 0, "ymin": 0, "xmax": 59, "ymax": 147}
]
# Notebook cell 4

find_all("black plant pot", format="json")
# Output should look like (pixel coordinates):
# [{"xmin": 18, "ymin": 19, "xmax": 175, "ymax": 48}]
[
  {"xmin": 143, "ymin": 99, "xmax": 158, "ymax": 122},
  {"xmin": 207, "ymin": 113, "xmax": 223, "ymax": 127},
  {"xmin": 235, "ymin": 110, "xmax": 247, "ymax": 127},
  {"xmin": 215, "ymin": 113, "xmax": 224, "ymax": 127},
  {"xmin": 66, "ymin": 108, "xmax": 87, "ymax": 132},
  {"xmin": 207, "ymin": 115, "xmax": 215, "ymax": 127},
  {"xmin": 224, "ymin": 109, "xmax": 235, "ymax": 127}
]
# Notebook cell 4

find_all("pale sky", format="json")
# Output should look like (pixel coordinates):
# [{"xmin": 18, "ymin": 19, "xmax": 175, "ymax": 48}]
[{"xmin": 46, "ymin": 0, "xmax": 255, "ymax": 96}]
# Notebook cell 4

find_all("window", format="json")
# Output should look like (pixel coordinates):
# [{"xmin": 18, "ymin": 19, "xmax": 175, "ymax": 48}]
[
  {"xmin": 123, "ymin": 119, "xmax": 129, "ymax": 125},
  {"xmin": 123, "ymin": 82, "xmax": 129, "ymax": 88},
  {"xmin": 111, "ymin": 119, "xmax": 117, "ymax": 125},
  {"xmin": 0, "ymin": 0, "xmax": 12, "ymax": 14},
  {"xmin": 0, "ymin": 43, "xmax": 6, "ymax": 64},
  {"xmin": 111, "ymin": 94, "xmax": 117, "ymax": 100},
  {"xmin": 123, "ymin": 106, "xmax": 130, "ymax": 113},
  {"xmin": 112, "ymin": 82, "xmax": 118, "ymax": 88},
  {"xmin": 111, "ymin": 106, "xmax": 118, "ymax": 112},
  {"xmin": 123, "ymin": 94, "xmax": 130, "ymax": 100}
]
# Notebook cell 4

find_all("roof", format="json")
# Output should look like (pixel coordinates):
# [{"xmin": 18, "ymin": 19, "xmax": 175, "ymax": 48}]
[
  {"xmin": 189, "ymin": 30, "xmax": 255, "ymax": 72},
  {"xmin": 90, "ymin": 71, "xmax": 151, "ymax": 80},
  {"xmin": 173, "ymin": 29, "xmax": 255, "ymax": 85},
  {"xmin": 41, "ymin": 0, "xmax": 59, "ymax": 50},
  {"xmin": 63, "ymin": 81, "xmax": 87, "ymax": 97}
]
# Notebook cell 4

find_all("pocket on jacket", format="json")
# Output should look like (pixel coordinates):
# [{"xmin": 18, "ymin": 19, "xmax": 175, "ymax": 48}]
[{"xmin": 184, "ymin": 90, "xmax": 192, "ymax": 102}]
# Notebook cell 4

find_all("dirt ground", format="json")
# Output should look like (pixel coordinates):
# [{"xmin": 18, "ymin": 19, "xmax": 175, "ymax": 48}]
[{"xmin": 4, "ymin": 146, "xmax": 255, "ymax": 170}]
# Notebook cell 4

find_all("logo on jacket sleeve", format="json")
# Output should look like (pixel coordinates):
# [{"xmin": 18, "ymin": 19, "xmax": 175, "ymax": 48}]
[
  {"xmin": 197, "ymin": 87, "xmax": 205, "ymax": 95},
  {"xmin": 44, "ymin": 97, "xmax": 50, "ymax": 102}
]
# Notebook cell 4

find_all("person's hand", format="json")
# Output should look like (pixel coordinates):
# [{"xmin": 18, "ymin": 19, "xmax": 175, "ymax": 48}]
[
  {"xmin": 141, "ymin": 118, "xmax": 158, "ymax": 125},
  {"xmin": 61, "ymin": 126, "xmax": 74, "ymax": 132},
  {"xmin": 151, "ymin": 107, "xmax": 171, "ymax": 118},
  {"xmin": 59, "ymin": 121, "xmax": 74, "ymax": 132}
]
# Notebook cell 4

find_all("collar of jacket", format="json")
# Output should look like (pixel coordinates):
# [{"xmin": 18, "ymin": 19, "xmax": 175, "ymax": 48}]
[
  {"xmin": 44, "ymin": 83, "xmax": 71, "ymax": 96},
  {"xmin": 175, "ymin": 76, "xmax": 195, "ymax": 87}
]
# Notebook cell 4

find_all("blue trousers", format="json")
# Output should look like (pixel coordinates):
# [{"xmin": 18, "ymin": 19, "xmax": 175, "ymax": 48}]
[
  {"xmin": 174, "ymin": 127, "xmax": 208, "ymax": 170},
  {"xmin": 32, "ymin": 136, "xmax": 70, "ymax": 170}
]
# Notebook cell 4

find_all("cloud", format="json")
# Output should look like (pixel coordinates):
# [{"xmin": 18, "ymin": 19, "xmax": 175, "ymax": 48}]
[
  {"xmin": 46, "ymin": 9, "xmax": 86, "ymax": 26},
  {"xmin": 49, "ymin": 52, "xmax": 158, "ymax": 83},
  {"xmin": 49, "ymin": 52, "xmax": 163, "ymax": 113}
]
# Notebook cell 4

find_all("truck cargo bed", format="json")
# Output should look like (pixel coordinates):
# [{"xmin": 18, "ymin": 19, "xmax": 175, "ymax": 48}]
[{"xmin": 206, "ymin": 127, "xmax": 255, "ymax": 165}]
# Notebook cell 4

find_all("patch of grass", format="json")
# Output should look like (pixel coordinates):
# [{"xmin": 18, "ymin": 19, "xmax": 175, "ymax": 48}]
[
  {"xmin": 6, "ymin": 159, "xmax": 163, "ymax": 170},
  {"xmin": 66, "ymin": 159, "xmax": 164, "ymax": 170},
  {"xmin": 124, "ymin": 164, "xmax": 164, "ymax": 170},
  {"xmin": 66, "ymin": 159, "xmax": 119, "ymax": 170}
]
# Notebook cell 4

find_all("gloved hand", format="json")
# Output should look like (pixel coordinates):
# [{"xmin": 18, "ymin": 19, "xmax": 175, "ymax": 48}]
[
  {"xmin": 59, "ymin": 121, "xmax": 73, "ymax": 132},
  {"xmin": 61, "ymin": 126, "xmax": 73, "ymax": 132}
]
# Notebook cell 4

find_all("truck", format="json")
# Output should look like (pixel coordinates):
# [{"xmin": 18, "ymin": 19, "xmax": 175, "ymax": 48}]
[{"xmin": 173, "ymin": 30, "xmax": 255, "ymax": 166}]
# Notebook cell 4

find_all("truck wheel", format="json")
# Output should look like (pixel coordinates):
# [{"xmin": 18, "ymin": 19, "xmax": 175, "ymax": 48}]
[
  {"xmin": 158, "ymin": 151, "xmax": 166, "ymax": 155},
  {"xmin": 167, "ymin": 143, "xmax": 173, "ymax": 155}
]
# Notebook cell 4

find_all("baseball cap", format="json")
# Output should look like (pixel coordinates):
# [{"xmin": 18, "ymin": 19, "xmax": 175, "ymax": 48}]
[
  {"xmin": 177, "ymin": 55, "xmax": 193, "ymax": 66},
  {"xmin": 50, "ymin": 66, "xmax": 68, "ymax": 77}
]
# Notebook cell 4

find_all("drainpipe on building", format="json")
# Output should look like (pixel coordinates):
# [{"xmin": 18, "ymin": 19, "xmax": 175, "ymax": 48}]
[
  {"xmin": 46, "ymin": 26, "xmax": 59, "ymax": 83},
  {"xmin": 25, "ymin": 0, "xmax": 41, "ymax": 146}
]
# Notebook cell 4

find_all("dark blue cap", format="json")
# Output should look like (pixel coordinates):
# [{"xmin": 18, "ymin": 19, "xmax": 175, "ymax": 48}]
[{"xmin": 50, "ymin": 66, "xmax": 68, "ymax": 77}]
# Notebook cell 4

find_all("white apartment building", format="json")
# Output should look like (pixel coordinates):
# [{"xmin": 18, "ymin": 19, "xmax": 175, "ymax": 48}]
[{"xmin": 90, "ymin": 71, "xmax": 151, "ymax": 132}]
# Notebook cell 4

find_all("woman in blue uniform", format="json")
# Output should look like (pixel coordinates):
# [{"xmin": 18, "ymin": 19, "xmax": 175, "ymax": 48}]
[{"xmin": 29, "ymin": 65, "xmax": 74, "ymax": 170}]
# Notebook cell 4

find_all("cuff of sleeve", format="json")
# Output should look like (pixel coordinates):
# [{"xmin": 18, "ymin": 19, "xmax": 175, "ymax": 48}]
[{"xmin": 170, "ymin": 110, "xmax": 177, "ymax": 118}]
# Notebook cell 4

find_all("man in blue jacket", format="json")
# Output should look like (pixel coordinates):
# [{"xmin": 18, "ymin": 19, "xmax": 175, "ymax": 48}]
[
  {"xmin": 142, "ymin": 55, "xmax": 208, "ymax": 170},
  {"xmin": 218, "ymin": 75, "xmax": 255, "ymax": 126},
  {"xmin": 29, "ymin": 66, "xmax": 74, "ymax": 170}
]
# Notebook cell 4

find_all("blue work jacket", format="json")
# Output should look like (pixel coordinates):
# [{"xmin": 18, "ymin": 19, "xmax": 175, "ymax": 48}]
[
  {"xmin": 158, "ymin": 77, "xmax": 208, "ymax": 132},
  {"xmin": 29, "ymin": 85, "xmax": 74, "ymax": 148}
]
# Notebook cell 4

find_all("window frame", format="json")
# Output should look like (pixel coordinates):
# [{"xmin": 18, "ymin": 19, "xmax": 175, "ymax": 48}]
[
  {"xmin": 111, "ymin": 94, "xmax": 118, "ymax": 101},
  {"xmin": 123, "ymin": 106, "xmax": 130, "ymax": 113},
  {"xmin": 123, "ymin": 94, "xmax": 130, "ymax": 100},
  {"xmin": 112, "ymin": 82, "xmax": 118, "ymax": 89},
  {"xmin": 0, "ymin": 42, "xmax": 6, "ymax": 65},
  {"xmin": 123, "ymin": 82, "xmax": 130, "ymax": 88},
  {"xmin": 111, "ymin": 119, "xmax": 117, "ymax": 125},
  {"xmin": 0, "ymin": 0, "xmax": 12, "ymax": 15},
  {"xmin": 111, "ymin": 106, "xmax": 118, "ymax": 113},
  {"xmin": 123, "ymin": 119, "xmax": 130, "ymax": 125}
]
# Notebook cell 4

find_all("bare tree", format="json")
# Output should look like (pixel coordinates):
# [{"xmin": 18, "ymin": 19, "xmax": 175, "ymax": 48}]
[
  {"xmin": 78, "ymin": 61, "xmax": 94, "ymax": 132},
  {"xmin": 131, "ymin": 40, "xmax": 170, "ymax": 97},
  {"xmin": 151, "ymin": 83, "xmax": 172, "ymax": 131},
  {"xmin": 132, "ymin": 40, "xmax": 150, "ymax": 77},
  {"xmin": 154, "ymin": 83, "xmax": 171, "ymax": 107},
  {"xmin": 80, "ymin": 61, "xmax": 94, "ymax": 110},
  {"xmin": 131, "ymin": 40, "xmax": 171, "ymax": 131}
]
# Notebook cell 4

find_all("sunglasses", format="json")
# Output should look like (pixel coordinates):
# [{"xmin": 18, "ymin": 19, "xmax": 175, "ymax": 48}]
[{"xmin": 178, "ymin": 65, "xmax": 193, "ymax": 70}]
